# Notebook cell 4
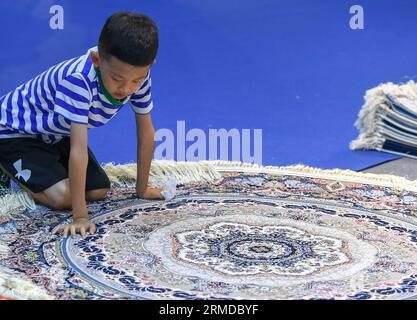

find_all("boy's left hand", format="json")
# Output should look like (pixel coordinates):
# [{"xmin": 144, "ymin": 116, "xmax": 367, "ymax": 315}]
[{"xmin": 138, "ymin": 187, "xmax": 164, "ymax": 200}]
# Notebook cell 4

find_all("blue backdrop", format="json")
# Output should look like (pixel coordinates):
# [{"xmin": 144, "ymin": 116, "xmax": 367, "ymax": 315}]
[{"xmin": 1, "ymin": 0, "xmax": 416, "ymax": 169}]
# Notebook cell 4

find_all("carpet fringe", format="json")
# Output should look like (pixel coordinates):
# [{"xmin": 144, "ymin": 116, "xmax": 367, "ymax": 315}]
[
  {"xmin": 1, "ymin": 242, "xmax": 51, "ymax": 299},
  {"xmin": 207, "ymin": 160, "xmax": 417, "ymax": 192},
  {"xmin": 0, "ymin": 271, "xmax": 52, "ymax": 300},
  {"xmin": 102, "ymin": 159, "xmax": 222, "ymax": 188},
  {"xmin": 104, "ymin": 159, "xmax": 417, "ymax": 192},
  {"xmin": 2, "ymin": 159, "xmax": 417, "ymax": 217},
  {"xmin": 0, "ymin": 191, "xmax": 37, "ymax": 216}
]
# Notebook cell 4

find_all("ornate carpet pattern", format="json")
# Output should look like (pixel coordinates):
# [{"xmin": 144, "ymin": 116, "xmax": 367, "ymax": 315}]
[{"xmin": 1, "ymin": 162, "xmax": 417, "ymax": 300}]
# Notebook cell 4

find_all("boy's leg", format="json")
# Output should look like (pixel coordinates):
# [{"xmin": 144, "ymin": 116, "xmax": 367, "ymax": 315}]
[
  {"xmin": 53, "ymin": 137, "xmax": 111, "ymax": 204},
  {"xmin": 0, "ymin": 137, "xmax": 110, "ymax": 210},
  {"xmin": 0, "ymin": 137, "xmax": 71, "ymax": 209},
  {"xmin": 0, "ymin": 161, "xmax": 71, "ymax": 209},
  {"xmin": 0, "ymin": 165, "xmax": 108, "ymax": 210},
  {"xmin": 0, "ymin": 167, "xmax": 107, "ymax": 210}
]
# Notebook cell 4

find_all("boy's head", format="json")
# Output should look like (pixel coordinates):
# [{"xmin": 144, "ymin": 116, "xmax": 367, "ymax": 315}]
[{"xmin": 91, "ymin": 12, "xmax": 159, "ymax": 100}]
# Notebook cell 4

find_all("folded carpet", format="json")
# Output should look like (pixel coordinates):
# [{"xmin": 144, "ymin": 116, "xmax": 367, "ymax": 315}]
[{"xmin": 351, "ymin": 80, "xmax": 417, "ymax": 158}]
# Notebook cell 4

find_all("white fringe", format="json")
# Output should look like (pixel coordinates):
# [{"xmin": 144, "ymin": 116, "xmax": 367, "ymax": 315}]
[
  {"xmin": 1, "ymin": 239, "xmax": 53, "ymax": 299},
  {"xmin": 104, "ymin": 160, "xmax": 417, "ymax": 192},
  {"xmin": 203, "ymin": 160, "xmax": 417, "ymax": 192},
  {"xmin": 103, "ymin": 159, "xmax": 222, "ymax": 188},
  {"xmin": 0, "ymin": 191, "xmax": 36, "ymax": 217},
  {"xmin": 350, "ymin": 80, "xmax": 417, "ymax": 150},
  {"xmin": 3, "ymin": 159, "xmax": 417, "ymax": 217},
  {"xmin": 0, "ymin": 272, "xmax": 52, "ymax": 300}
]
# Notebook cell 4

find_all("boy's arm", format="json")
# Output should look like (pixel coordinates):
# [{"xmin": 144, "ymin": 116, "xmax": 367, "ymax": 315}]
[
  {"xmin": 69, "ymin": 122, "xmax": 89, "ymax": 217},
  {"xmin": 63, "ymin": 123, "xmax": 96, "ymax": 237},
  {"xmin": 135, "ymin": 112, "xmax": 163, "ymax": 199}
]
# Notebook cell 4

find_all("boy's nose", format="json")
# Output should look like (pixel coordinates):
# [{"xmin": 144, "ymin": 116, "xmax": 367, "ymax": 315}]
[
  {"xmin": 117, "ymin": 88, "xmax": 128, "ymax": 95},
  {"xmin": 120, "ymin": 86, "xmax": 135, "ymax": 94}
]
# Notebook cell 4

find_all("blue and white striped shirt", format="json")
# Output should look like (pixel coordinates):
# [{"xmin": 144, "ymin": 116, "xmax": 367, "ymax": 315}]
[{"xmin": 0, "ymin": 46, "xmax": 153, "ymax": 144}]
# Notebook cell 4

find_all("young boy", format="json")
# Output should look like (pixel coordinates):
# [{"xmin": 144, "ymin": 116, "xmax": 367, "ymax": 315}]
[{"xmin": 0, "ymin": 12, "xmax": 164, "ymax": 238}]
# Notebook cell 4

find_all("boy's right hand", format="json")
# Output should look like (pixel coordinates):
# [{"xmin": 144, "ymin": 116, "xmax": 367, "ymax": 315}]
[{"xmin": 53, "ymin": 217, "xmax": 96, "ymax": 239}]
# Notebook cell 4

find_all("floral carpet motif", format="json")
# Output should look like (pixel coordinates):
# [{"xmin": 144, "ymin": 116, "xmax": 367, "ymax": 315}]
[{"xmin": 1, "ymin": 166, "xmax": 417, "ymax": 300}]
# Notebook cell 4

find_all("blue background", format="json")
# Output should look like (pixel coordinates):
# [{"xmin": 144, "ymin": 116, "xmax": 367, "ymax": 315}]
[{"xmin": 1, "ymin": 0, "xmax": 416, "ymax": 169}]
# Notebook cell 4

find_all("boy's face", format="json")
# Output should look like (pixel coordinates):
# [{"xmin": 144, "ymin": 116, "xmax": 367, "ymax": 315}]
[{"xmin": 91, "ymin": 51, "xmax": 151, "ymax": 100}]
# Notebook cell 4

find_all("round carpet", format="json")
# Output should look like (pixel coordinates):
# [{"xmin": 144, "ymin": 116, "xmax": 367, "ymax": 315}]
[{"xmin": 2, "ymin": 162, "xmax": 417, "ymax": 300}]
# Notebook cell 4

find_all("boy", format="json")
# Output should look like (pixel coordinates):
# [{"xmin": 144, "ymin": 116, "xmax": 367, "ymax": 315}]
[{"xmin": 0, "ymin": 12, "xmax": 164, "ymax": 238}]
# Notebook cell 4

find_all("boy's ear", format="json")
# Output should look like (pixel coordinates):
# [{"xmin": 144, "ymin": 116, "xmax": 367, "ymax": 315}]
[
  {"xmin": 91, "ymin": 51, "xmax": 100, "ymax": 66},
  {"xmin": 153, "ymin": 59, "xmax": 156, "ymax": 64}
]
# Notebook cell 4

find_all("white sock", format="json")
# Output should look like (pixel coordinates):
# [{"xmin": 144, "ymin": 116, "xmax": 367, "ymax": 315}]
[{"xmin": 161, "ymin": 176, "xmax": 177, "ymax": 201}]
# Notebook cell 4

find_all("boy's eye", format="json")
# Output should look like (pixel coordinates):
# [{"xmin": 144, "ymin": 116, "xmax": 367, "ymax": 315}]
[{"xmin": 112, "ymin": 77, "xmax": 122, "ymax": 82}]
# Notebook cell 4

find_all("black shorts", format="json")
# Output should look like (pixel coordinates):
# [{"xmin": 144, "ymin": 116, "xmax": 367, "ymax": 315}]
[{"xmin": 0, "ymin": 137, "xmax": 110, "ymax": 193}]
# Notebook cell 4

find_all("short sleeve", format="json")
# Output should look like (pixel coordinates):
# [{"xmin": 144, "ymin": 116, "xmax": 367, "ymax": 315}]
[
  {"xmin": 54, "ymin": 73, "xmax": 92, "ymax": 124},
  {"xmin": 130, "ymin": 73, "xmax": 153, "ymax": 115}
]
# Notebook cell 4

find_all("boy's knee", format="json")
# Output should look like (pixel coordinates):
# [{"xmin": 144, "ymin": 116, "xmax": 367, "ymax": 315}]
[
  {"xmin": 48, "ymin": 195, "xmax": 72, "ymax": 210},
  {"xmin": 41, "ymin": 179, "xmax": 72, "ymax": 210},
  {"xmin": 86, "ymin": 188, "xmax": 109, "ymax": 202},
  {"xmin": 34, "ymin": 180, "xmax": 109, "ymax": 210}
]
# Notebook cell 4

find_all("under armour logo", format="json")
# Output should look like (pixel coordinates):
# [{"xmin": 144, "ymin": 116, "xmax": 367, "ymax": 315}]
[{"xmin": 13, "ymin": 159, "xmax": 32, "ymax": 182}]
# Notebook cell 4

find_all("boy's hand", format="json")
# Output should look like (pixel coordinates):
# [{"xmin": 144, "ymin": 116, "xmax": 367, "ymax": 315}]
[
  {"xmin": 52, "ymin": 217, "xmax": 96, "ymax": 239},
  {"xmin": 138, "ymin": 187, "xmax": 164, "ymax": 200}
]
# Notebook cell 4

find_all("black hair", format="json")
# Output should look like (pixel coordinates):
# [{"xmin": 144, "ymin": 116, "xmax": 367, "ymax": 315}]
[{"xmin": 98, "ymin": 12, "xmax": 159, "ymax": 66}]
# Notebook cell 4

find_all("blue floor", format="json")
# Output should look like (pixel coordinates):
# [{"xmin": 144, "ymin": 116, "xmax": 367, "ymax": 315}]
[{"xmin": 2, "ymin": 0, "xmax": 417, "ymax": 170}]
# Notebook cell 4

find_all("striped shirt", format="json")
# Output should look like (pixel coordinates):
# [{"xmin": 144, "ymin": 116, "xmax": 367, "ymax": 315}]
[{"xmin": 0, "ymin": 46, "xmax": 153, "ymax": 144}]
